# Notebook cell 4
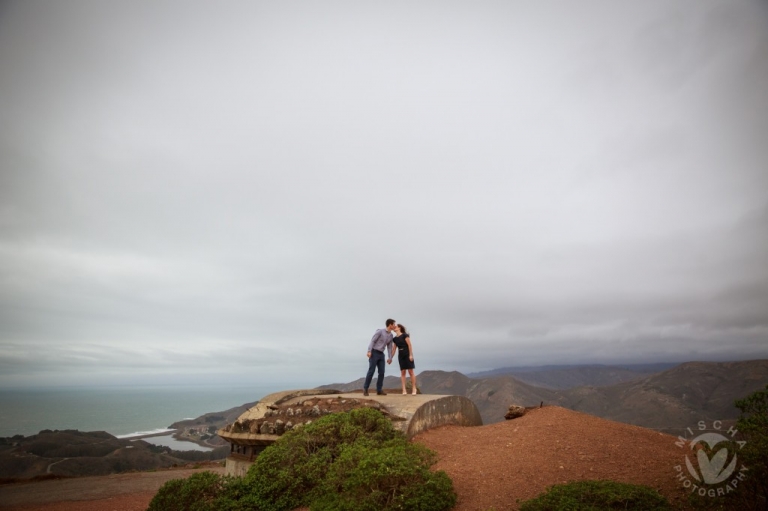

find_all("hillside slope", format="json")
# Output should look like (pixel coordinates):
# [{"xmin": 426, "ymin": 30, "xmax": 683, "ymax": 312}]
[
  {"xmin": 467, "ymin": 363, "xmax": 673, "ymax": 389},
  {"xmin": 559, "ymin": 359, "xmax": 768, "ymax": 433},
  {"xmin": 414, "ymin": 406, "xmax": 690, "ymax": 510}
]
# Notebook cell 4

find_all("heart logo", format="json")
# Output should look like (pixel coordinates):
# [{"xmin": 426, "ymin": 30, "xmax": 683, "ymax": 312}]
[{"xmin": 685, "ymin": 432, "xmax": 738, "ymax": 485}]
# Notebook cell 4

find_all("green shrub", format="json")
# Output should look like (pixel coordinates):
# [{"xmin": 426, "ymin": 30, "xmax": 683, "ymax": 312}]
[
  {"xmin": 518, "ymin": 480, "xmax": 671, "ymax": 511},
  {"xmin": 149, "ymin": 408, "xmax": 456, "ymax": 511},
  {"xmin": 238, "ymin": 407, "xmax": 400, "ymax": 510},
  {"xmin": 239, "ymin": 407, "xmax": 455, "ymax": 511},
  {"xmin": 312, "ymin": 439, "xmax": 455, "ymax": 511},
  {"xmin": 209, "ymin": 476, "xmax": 264, "ymax": 511},
  {"xmin": 147, "ymin": 471, "xmax": 223, "ymax": 511}
]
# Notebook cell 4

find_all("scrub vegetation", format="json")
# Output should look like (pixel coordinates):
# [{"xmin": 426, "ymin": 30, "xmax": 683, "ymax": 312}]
[
  {"xmin": 518, "ymin": 480, "xmax": 672, "ymax": 511},
  {"xmin": 147, "ymin": 407, "xmax": 456, "ymax": 511}
]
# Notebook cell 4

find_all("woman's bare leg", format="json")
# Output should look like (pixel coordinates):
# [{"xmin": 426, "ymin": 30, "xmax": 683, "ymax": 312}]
[
  {"xmin": 410, "ymin": 369, "xmax": 417, "ymax": 394},
  {"xmin": 401, "ymin": 370, "xmax": 407, "ymax": 394}
]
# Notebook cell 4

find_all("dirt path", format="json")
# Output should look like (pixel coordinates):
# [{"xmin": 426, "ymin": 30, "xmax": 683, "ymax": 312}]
[
  {"xmin": 45, "ymin": 459, "xmax": 69, "ymax": 474},
  {"xmin": 0, "ymin": 466, "xmax": 224, "ymax": 511}
]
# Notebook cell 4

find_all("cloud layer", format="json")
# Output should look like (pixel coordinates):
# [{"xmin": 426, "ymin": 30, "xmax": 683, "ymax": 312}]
[{"xmin": 1, "ymin": 0, "xmax": 767, "ymax": 387}]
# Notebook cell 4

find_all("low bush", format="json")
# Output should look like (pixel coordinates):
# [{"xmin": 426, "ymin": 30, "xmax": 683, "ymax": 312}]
[
  {"xmin": 313, "ymin": 440, "xmax": 455, "ymax": 511},
  {"xmin": 518, "ymin": 480, "xmax": 671, "ymax": 511},
  {"xmin": 148, "ymin": 407, "xmax": 456, "ymax": 511},
  {"xmin": 147, "ymin": 471, "xmax": 223, "ymax": 511}
]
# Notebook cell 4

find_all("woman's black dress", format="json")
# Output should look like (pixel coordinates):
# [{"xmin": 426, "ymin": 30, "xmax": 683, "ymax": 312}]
[{"xmin": 393, "ymin": 334, "xmax": 415, "ymax": 370}]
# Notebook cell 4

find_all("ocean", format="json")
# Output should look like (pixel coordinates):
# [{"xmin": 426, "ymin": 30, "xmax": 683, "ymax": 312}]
[{"xmin": 0, "ymin": 385, "xmax": 281, "ymax": 439}]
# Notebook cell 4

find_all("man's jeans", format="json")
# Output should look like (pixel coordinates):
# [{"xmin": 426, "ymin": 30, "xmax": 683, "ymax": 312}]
[{"xmin": 364, "ymin": 350, "xmax": 386, "ymax": 392}]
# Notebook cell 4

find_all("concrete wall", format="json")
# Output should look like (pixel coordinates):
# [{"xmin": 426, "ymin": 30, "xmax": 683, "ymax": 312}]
[
  {"xmin": 405, "ymin": 395, "xmax": 483, "ymax": 438},
  {"xmin": 225, "ymin": 456, "xmax": 252, "ymax": 478},
  {"xmin": 219, "ymin": 391, "xmax": 484, "ymax": 476}
]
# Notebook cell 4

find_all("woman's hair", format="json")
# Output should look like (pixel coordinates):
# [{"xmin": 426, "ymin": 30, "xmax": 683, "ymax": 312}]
[{"xmin": 397, "ymin": 324, "xmax": 408, "ymax": 336}]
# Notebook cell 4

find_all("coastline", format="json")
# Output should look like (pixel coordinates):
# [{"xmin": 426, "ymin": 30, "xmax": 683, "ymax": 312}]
[
  {"xmin": 116, "ymin": 429, "xmax": 220, "ymax": 452},
  {"xmin": 118, "ymin": 430, "xmax": 217, "ymax": 453},
  {"xmin": 115, "ymin": 429, "xmax": 177, "ymax": 440},
  {"xmin": 0, "ymin": 385, "xmax": 269, "ymax": 440}
]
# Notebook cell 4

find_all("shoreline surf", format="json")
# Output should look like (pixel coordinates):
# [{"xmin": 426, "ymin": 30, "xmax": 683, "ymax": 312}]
[{"xmin": 116, "ymin": 428, "xmax": 178, "ymax": 439}]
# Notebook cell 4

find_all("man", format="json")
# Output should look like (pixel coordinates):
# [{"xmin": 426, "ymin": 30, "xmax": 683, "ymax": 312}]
[{"xmin": 363, "ymin": 319, "xmax": 396, "ymax": 396}]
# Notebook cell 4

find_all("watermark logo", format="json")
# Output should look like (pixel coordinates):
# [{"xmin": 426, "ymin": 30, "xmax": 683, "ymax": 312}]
[
  {"xmin": 674, "ymin": 421, "xmax": 747, "ymax": 497},
  {"xmin": 685, "ymin": 432, "xmax": 737, "ymax": 484}
]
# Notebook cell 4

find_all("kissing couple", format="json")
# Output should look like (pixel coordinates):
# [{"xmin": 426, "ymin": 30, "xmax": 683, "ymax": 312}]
[{"xmin": 363, "ymin": 319, "xmax": 417, "ymax": 396}]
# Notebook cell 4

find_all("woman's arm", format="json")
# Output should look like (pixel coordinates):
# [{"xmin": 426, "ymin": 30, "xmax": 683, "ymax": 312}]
[{"xmin": 406, "ymin": 336, "xmax": 414, "ymax": 360}]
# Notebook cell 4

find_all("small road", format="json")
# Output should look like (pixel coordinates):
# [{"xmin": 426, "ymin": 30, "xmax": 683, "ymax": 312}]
[{"xmin": 45, "ymin": 459, "xmax": 69, "ymax": 474}]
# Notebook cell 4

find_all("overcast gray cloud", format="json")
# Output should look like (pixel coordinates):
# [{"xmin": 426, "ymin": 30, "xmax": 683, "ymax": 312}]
[{"xmin": 1, "ymin": 0, "xmax": 767, "ymax": 388}]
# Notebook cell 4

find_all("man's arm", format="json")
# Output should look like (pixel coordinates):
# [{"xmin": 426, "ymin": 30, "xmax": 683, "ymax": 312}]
[
  {"xmin": 387, "ymin": 337, "xmax": 394, "ymax": 361},
  {"xmin": 367, "ymin": 330, "xmax": 381, "ymax": 354}
]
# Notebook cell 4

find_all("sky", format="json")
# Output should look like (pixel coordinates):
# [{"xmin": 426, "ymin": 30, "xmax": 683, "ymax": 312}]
[{"xmin": 1, "ymin": 0, "xmax": 767, "ymax": 389}]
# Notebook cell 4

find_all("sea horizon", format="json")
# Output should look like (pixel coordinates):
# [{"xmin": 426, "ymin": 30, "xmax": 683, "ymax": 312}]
[{"xmin": 0, "ymin": 384, "xmax": 285, "ymax": 439}]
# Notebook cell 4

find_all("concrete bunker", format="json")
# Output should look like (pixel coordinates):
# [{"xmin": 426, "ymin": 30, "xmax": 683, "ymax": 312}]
[{"xmin": 218, "ymin": 389, "xmax": 483, "ymax": 477}]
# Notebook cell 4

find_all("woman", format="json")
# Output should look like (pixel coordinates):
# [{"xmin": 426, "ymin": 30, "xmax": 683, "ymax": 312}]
[{"xmin": 392, "ymin": 324, "xmax": 417, "ymax": 395}]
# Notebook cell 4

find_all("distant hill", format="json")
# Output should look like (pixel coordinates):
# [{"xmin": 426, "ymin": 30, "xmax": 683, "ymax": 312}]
[
  {"xmin": 557, "ymin": 360, "xmax": 768, "ymax": 434},
  {"xmin": 466, "ymin": 363, "xmax": 676, "ymax": 389},
  {"xmin": 421, "ymin": 371, "xmax": 561, "ymax": 425},
  {"xmin": 169, "ymin": 400, "xmax": 258, "ymax": 446},
  {"xmin": 320, "ymin": 360, "xmax": 768, "ymax": 434},
  {"xmin": 0, "ymin": 400, "xmax": 259, "ymax": 481},
  {"xmin": 0, "ymin": 430, "xmax": 228, "ymax": 480}
]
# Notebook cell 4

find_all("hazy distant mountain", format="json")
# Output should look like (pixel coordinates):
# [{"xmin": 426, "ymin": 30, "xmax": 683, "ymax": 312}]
[
  {"xmin": 320, "ymin": 360, "xmax": 768, "ymax": 435},
  {"xmin": 418, "ymin": 371, "xmax": 561, "ymax": 425},
  {"xmin": 558, "ymin": 360, "xmax": 768, "ymax": 434},
  {"xmin": 318, "ymin": 363, "xmax": 668, "ymax": 393},
  {"xmin": 466, "ymin": 363, "xmax": 676, "ymax": 389}
]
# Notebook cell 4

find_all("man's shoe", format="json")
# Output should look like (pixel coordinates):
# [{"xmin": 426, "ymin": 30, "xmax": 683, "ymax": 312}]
[
  {"xmin": 377, "ymin": 391, "xmax": 387, "ymax": 396},
  {"xmin": 363, "ymin": 389, "xmax": 369, "ymax": 396}
]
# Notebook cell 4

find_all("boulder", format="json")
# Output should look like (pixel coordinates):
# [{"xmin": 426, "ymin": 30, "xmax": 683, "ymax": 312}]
[{"xmin": 504, "ymin": 405, "xmax": 526, "ymax": 420}]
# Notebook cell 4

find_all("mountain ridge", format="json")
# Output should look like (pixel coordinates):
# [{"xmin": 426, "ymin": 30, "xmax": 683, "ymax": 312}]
[
  {"xmin": 466, "ymin": 363, "xmax": 677, "ymax": 389},
  {"xmin": 321, "ymin": 359, "xmax": 768, "ymax": 434}
]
